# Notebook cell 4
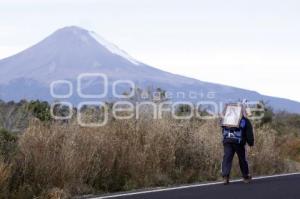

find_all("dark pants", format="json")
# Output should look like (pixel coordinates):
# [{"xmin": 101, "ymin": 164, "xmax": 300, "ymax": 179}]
[{"xmin": 222, "ymin": 143, "xmax": 249, "ymax": 178}]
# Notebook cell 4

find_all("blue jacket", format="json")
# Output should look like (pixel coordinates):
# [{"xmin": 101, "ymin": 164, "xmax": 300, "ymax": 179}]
[{"xmin": 222, "ymin": 117, "xmax": 254, "ymax": 146}]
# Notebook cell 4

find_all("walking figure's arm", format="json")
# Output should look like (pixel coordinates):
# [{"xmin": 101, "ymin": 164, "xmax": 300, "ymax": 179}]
[{"xmin": 245, "ymin": 118, "xmax": 254, "ymax": 146}]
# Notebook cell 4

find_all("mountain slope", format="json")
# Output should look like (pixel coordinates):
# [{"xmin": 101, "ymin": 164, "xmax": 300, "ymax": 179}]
[{"xmin": 0, "ymin": 26, "xmax": 299, "ymax": 113}]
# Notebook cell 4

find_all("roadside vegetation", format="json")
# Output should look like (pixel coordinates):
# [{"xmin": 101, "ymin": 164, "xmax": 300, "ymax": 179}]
[{"xmin": 0, "ymin": 99, "xmax": 299, "ymax": 198}]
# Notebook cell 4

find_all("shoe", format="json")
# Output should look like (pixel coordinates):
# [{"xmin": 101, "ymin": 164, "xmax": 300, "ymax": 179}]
[
  {"xmin": 223, "ymin": 176, "xmax": 229, "ymax": 185},
  {"xmin": 243, "ymin": 175, "xmax": 252, "ymax": 184}
]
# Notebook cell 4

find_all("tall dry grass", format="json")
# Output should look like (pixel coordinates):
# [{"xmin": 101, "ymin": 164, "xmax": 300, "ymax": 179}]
[
  {"xmin": 0, "ymin": 160, "xmax": 11, "ymax": 190},
  {"xmin": 0, "ymin": 114, "xmax": 295, "ymax": 198}
]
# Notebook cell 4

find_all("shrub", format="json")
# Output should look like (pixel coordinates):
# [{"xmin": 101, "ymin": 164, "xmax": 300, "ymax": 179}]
[
  {"xmin": 0, "ymin": 128, "xmax": 18, "ymax": 161},
  {"xmin": 27, "ymin": 100, "xmax": 51, "ymax": 122}
]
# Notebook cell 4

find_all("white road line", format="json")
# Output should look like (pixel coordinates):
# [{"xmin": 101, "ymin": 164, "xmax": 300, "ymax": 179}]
[{"xmin": 90, "ymin": 172, "xmax": 300, "ymax": 199}]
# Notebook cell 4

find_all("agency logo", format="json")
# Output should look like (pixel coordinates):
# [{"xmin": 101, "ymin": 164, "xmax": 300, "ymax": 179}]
[{"xmin": 50, "ymin": 73, "xmax": 264, "ymax": 127}]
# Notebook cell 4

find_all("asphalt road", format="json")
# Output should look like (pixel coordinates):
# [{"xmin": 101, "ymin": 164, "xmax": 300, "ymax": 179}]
[{"xmin": 89, "ymin": 173, "xmax": 300, "ymax": 199}]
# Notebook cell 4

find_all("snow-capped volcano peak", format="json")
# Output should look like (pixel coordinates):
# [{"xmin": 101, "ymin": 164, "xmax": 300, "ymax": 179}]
[
  {"xmin": 52, "ymin": 26, "xmax": 140, "ymax": 65},
  {"xmin": 0, "ymin": 26, "xmax": 147, "ymax": 83},
  {"xmin": 0, "ymin": 26, "xmax": 300, "ymax": 113},
  {"xmin": 88, "ymin": 31, "xmax": 140, "ymax": 65}
]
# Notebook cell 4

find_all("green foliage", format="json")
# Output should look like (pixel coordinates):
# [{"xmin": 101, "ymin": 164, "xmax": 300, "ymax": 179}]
[
  {"xmin": 253, "ymin": 101, "xmax": 274, "ymax": 126},
  {"xmin": 0, "ymin": 128, "xmax": 18, "ymax": 161},
  {"xmin": 27, "ymin": 100, "xmax": 51, "ymax": 122},
  {"xmin": 260, "ymin": 106, "xmax": 274, "ymax": 125},
  {"xmin": 176, "ymin": 104, "xmax": 192, "ymax": 117}
]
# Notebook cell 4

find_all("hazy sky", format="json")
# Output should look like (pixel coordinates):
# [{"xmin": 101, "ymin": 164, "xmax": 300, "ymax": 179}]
[{"xmin": 1, "ymin": 0, "xmax": 299, "ymax": 101}]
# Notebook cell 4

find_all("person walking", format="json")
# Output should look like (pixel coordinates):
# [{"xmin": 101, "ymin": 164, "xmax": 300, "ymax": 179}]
[{"xmin": 221, "ymin": 103, "xmax": 254, "ymax": 185}]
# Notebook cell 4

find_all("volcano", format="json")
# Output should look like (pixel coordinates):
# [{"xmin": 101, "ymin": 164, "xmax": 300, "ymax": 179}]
[{"xmin": 0, "ymin": 26, "xmax": 299, "ymax": 113}]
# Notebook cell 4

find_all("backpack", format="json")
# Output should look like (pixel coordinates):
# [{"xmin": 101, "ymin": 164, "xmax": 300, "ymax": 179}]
[{"xmin": 222, "ymin": 118, "xmax": 246, "ymax": 144}]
